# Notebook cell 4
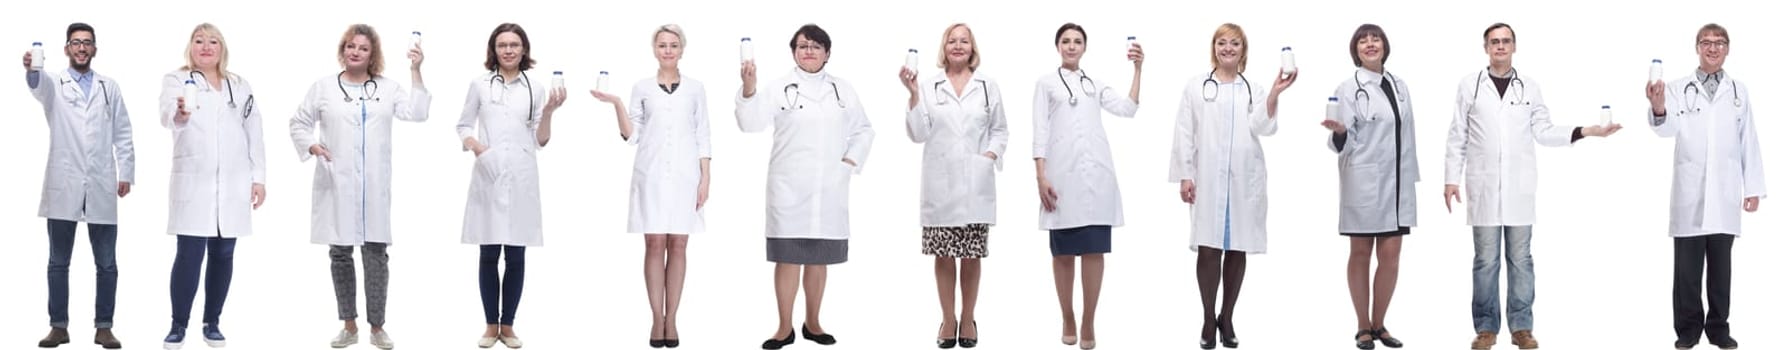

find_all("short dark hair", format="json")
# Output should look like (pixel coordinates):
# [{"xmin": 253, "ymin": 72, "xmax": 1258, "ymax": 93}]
[
  {"xmin": 1055, "ymin": 23, "xmax": 1085, "ymax": 44},
  {"xmin": 484, "ymin": 23, "xmax": 535, "ymax": 71},
  {"xmin": 67, "ymin": 22, "xmax": 94, "ymax": 42},
  {"xmin": 1697, "ymin": 23, "xmax": 1729, "ymax": 42},
  {"xmin": 788, "ymin": 24, "xmax": 831, "ymax": 53},
  {"xmin": 1349, "ymin": 24, "xmax": 1389, "ymax": 67},
  {"xmin": 1482, "ymin": 22, "xmax": 1514, "ymax": 42}
]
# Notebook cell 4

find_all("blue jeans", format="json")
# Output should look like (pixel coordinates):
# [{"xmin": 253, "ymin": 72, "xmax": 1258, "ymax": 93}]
[
  {"xmin": 169, "ymin": 235, "xmax": 236, "ymax": 329},
  {"xmin": 47, "ymin": 219, "xmax": 118, "ymax": 329},
  {"xmin": 479, "ymin": 245, "xmax": 525, "ymax": 325},
  {"xmin": 1472, "ymin": 225, "xmax": 1534, "ymax": 333}
]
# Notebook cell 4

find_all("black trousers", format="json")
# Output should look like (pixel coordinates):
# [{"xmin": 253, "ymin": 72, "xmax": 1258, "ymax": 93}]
[{"xmin": 1673, "ymin": 234, "xmax": 1735, "ymax": 344}]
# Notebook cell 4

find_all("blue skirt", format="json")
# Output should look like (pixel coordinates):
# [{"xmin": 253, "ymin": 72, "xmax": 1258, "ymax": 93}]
[{"xmin": 1049, "ymin": 225, "xmax": 1112, "ymax": 256}]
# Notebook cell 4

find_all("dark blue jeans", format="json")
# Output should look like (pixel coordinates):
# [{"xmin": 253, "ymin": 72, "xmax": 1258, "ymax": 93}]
[
  {"xmin": 47, "ymin": 219, "xmax": 118, "ymax": 329},
  {"xmin": 479, "ymin": 245, "xmax": 525, "ymax": 325},
  {"xmin": 169, "ymin": 235, "xmax": 236, "ymax": 329}
]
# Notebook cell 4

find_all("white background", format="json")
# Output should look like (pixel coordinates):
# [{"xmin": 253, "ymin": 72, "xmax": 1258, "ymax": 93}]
[{"xmin": 2, "ymin": 0, "xmax": 1783, "ymax": 349}]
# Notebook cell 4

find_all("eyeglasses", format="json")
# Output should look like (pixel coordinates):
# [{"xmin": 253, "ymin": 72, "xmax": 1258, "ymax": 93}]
[
  {"xmin": 1697, "ymin": 40, "xmax": 1729, "ymax": 49},
  {"xmin": 66, "ymin": 39, "xmax": 95, "ymax": 47},
  {"xmin": 795, "ymin": 41, "xmax": 825, "ymax": 52},
  {"xmin": 1485, "ymin": 38, "xmax": 1515, "ymax": 46}
]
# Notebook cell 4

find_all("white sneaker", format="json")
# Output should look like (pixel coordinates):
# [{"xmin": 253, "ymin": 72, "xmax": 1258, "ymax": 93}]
[
  {"xmin": 370, "ymin": 330, "xmax": 395, "ymax": 350},
  {"xmin": 164, "ymin": 341, "xmax": 183, "ymax": 350},
  {"xmin": 500, "ymin": 336, "xmax": 524, "ymax": 349},
  {"xmin": 477, "ymin": 336, "xmax": 498, "ymax": 348},
  {"xmin": 330, "ymin": 329, "xmax": 359, "ymax": 348}
]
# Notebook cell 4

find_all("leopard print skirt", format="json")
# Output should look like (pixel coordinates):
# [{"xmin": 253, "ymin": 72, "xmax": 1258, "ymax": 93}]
[{"xmin": 921, "ymin": 224, "xmax": 990, "ymax": 258}]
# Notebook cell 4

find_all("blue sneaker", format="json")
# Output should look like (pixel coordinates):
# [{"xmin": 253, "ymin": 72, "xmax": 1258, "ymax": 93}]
[
  {"xmin": 163, "ymin": 327, "xmax": 186, "ymax": 350},
  {"xmin": 202, "ymin": 324, "xmax": 227, "ymax": 348}
]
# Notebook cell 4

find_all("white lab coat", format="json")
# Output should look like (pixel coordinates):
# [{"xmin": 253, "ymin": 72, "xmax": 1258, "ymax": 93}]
[
  {"xmin": 28, "ymin": 69, "xmax": 135, "ymax": 225},
  {"xmin": 158, "ymin": 70, "xmax": 267, "ymax": 237},
  {"xmin": 1327, "ymin": 69, "xmax": 1419, "ymax": 233},
  {"xmin": 1444, "ymin": 69, "xmax": 1576, "ymax": 227},
  {"xmin": 735, "ymin": 68, "xmax": 874, "ymax": 240},
  {"xmin": 1034, "ymin": 68, "xmax": 1137, "ymax": 230},
  {"xmin": 458, "ymin": 71, "xmax": 547, "ymax": 246},
  {"xmin": 1647, "ymin": 73, "xmax": 1766, "ymax": 237},
  {"xmin": 290, "ymin": 75, "xmax": 431, "ymax": 246},
  {"xmin": 623, "ymin": 76, "xmax": 712, "ymax": 234},
  {"xmin": 907, "ymin": 71, "xmax": 1008, "ymax": 227},
  {"xmin": 1168, "ymin": 73, "xmax": 1273, "ymax": 253}
]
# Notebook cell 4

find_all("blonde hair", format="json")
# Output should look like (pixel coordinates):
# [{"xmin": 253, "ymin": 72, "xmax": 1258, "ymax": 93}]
[
  {"xmin": 1208, "ymin": 23, "xmax": 1249, "ymax": 73},
  {"xmin": 338, "ymin": 24, "xmax": 386, "ymax": 77},
  {"xmin": 934, "ymin": 23, "xmax": 980, "ymax": 71},
  {"xmin": 181, "ymin": 23, "xmax": 229, "ymax": 76},
  {"xmin": 653, "ymin": 24, "xmax": 686, "ymax": 47}
]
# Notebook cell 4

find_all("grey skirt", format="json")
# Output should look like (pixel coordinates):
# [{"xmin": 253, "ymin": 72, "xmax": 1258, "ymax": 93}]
[{"xmin": 767, "ymin": 238, "xmax": 848, "ymax": 265}]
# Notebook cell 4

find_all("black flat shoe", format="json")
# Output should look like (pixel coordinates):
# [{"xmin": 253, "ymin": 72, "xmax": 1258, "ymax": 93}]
[
  {"xmin": 1372, "ymin": 328, "xmax": 1402, "ymax": 348},
  {"xmin": 801, "ymin": 323, "xmax": 837, "ymax": 345},
  {"xmin": 936, "ymin": 323, "xmax": 957, "ymax": 349},
  {"xmin": 1354, "ymin": 330, "xmax": 1376, "ymax": 350},
  {"xmin": 1217, "ymin": 317, "xmax": 1239, "ymax": 348},
  {"xmin": 761, "ymin": 330, "xmax": 795, "ymax": 350},
  {"xmin": 650, "ymin": 339, "xmax": 666, "ymax": 348},
  {"xmin": 664, "ymin": 339, "xmax": 680, "ymax": 348},
  {"xmin": 958, "ymin": 321, "xmax": 978, "ymax": 348}
]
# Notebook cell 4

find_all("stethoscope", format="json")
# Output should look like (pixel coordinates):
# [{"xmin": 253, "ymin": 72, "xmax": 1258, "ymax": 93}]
[
  {"xmin": 1470, "ymin": 67, "xmax": 1528, "ymax": 105},
  {"xmin": 488, "ymin": 72, "xmax": 538, "ymax": 121},
  {"xmin": 1352, "ymin": 70, "xmax": 1405, "ymax": 121},
  {"xmin": 1200, "ymin": 69, "xmax": 1254, "ymax": 111},
  {"xmin": 1056, "ymin": 68, "xmax": 1096, "ymax": 106},
  {"xmin": 189, "ymin": 70, "xmax": 254, "ymax": 118},
  {"xmin": 933, "ymin": 79, "xmax": 992, "ymax": 113},
  {"xmin": 1680, "ymin": 79, "xmax": 1741, "ymax": 114},
  {"xmin": 337, "ymin": 71, "xmax": 380, "ymax": 102},
  {"xmin": 58, "ymin": 76, "xmax": 114, "ymax": 107},
  {"xmin": 782, "ymin": 82, "xmax": 844, "ymax": 110}
]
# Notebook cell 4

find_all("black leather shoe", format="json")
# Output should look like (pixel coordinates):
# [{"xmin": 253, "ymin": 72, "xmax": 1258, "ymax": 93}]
[
  {"xmin": 1217, "ymin": 318, "xmax": 1239, "ymax": 348},
  {"xmin": 936, "ymin": 323, "xmax": 957, "ymax": 349},
  {"xmin": 801, "ymin": 323, "xmax": 837, "ymax": 345},
  {"xmin": 650, "ymin": 339, "xmax": 666, "ymax": 348},
  {"xmin": 957, "ymin": 321, "xmax": 978, "ymax": 348},
  {"xmin": 761, "ymin": 330, "xmax": 795, "ymax": 350},
  {"xmin": 1710, "ymin": 336, "xmax": 1739, "ymax": 350},
  {"xmin": 1354, "ymin": 330, "xmax": 1376, "ymax": 350},
  {"xmin": 1373, "ymin": 328, "xmax": 1403, "ymax": 348},
  {"xmin": 664, "ymin": 338, "xmax": 680, "ymax": 348}
]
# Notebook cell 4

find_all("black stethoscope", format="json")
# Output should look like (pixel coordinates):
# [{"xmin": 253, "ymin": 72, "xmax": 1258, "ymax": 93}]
[
  {"xmin": 1352, "ymin": 70, "xmax": 1405, "ymax": 121},
  {"xmin": 59, "ymin": 76, "xmax": 114, "ymax": 107},
  {"xmin": 1056, "ymin": 68, "xmax": 1096, "ymax": 106},
  {"xmin": 1471, "ymin": 67, "xmax": 1527, "ymax": 105},
  {"xmin": 337, "ymin": 71, "xmax": 380, "ymax": 102},
  {"xmin": 1680, "ymin": 79, "xmax": 1742, "ymax": 114},
  {"xmin": 1200, "ymin": 69, "xmax": 1254, "ymax": 111},
  {"xmin": 933, "ymin": 78, "xmax": 991, "ymax": 113},
  {"xmin": 782, "ymin": 82, "xmax": 844, "ymax": 110},
  {"xmin": 189, "ymin": 70, "xmax": 239, "ymax": 109},
  {"xmin": 488, "ymin": 72, "xmax": 538, "ymax": 121}
]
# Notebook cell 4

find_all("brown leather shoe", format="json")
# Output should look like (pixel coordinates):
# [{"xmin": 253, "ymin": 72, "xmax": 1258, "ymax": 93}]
[
  {"xmin": 1470, "ymin": 332, "xmax": 1495, "ymax": 350},
  {"xmin": 94, "ymin": 328, "xmax": 123, "ymax": 349},
  {"xmin": 1511, "ymin": 330, "xmax": 1540, "ymax": 349},
  {"xmin": 38, "ymin": 327, "xmax": 70, "ymax": 348}
]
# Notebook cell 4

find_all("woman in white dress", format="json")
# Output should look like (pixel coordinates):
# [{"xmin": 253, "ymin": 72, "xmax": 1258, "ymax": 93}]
[
  {"xmin": 456, "ymin": 22, "xmax": 567, "ymax": 349},
  {"xmin": 1168, "ymin": 23, "xmax": 1295, "ymax": 349},
  {"xmin": 1032, "ymin": 23, "xmax": 1141, "ymax": 350},
  {"xmin": 590, "ymin": 24, "xmax": 712, "ymax": 349}
]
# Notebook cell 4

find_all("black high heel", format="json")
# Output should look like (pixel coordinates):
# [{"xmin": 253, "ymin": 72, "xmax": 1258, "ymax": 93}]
[
  {"xmin": 936, "ymin": 323, "xmax": 957, "ymax": 349},
  {"xmin": 801, "ymin": 323, "xmax": 837, "ymax": 345},
  {"xmin": 663, "ymin": 339, "xmax": 680, "ymax": 348},
  {"xmin": 1217, "ymin": 317, "xmax": 1239, "ymax": 348},
  {"xmin": 760, "ymin": 330, "xmax": 795, "ymax": 350},
  {"xmin": 957, "ymin": 321, "xmax": 978, "ymax": 348},
  {"xmin": 1373, "ymin": 328, "xmax": 1403, "ymax": 348},
  {"xmin": 1200, "ymin": 318, "xmax": 1218, "ymax": 349},
  {"xmin": 650, "ymin": 339, "xmax": 666, "ymax": 348},
  {"xmin": 1354, "ymin": 330, "xmax": 1376, "ymax": 350}
]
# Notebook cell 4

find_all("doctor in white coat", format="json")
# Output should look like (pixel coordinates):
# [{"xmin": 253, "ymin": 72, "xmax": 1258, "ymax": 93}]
[
  {"xmin": 736, "ymin": 24, "xmax": 873, "ymax": 350},
  {"xmin": 1168, "ymin": 23, "xmax": 1294, "ymax": 350},
  {"xmin": 1644, "ymin": 24, "xmax": 1764, "ymax": 350},
  {"xmin": 157, "ymin": 23, "xmax": 267, "ymax": 350},
  {"xmin": 1318, "ymin": 24, "xmax": 1413, "ymax": 350},
  {"xmin": 1443, "ymin": 23, "xmax": 1619, "ymax": 350},
  {"xmin": 457, "ymin": 23, "xmax": 565, "ymax": 349},
  {"xmin": 1035, "ymin": 23, "xmax": 1140, "ymax": 350},
  {"xmin": 23, "ymin": 22, "xmax": 133, "ymax": 349},
  {"xmin": 589, "ymin": 24, "xmax": 711, "ymax": 348},
  {"xmin": 289, "ymin": 24, "xmax": 428, "ymax": 350},
  {"xmin": 898, "ymin": 23, "xmax": 1007, "ymax": 348}
]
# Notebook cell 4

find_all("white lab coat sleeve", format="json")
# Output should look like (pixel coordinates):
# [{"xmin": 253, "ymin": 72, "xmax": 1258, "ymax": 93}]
[
  {"xmin": 1031, "ymin": 78, "xmax": 1052, "ymax": 160},
  {"xmin": 1406, "ymin": 86, "xmax": 1421, "ymax": 183},
  {"xmin": 1739, "ymin": 87, "xmax": 1766, "ymax": 199},
  {"xmin": 456, "ymin": 79, "xmax": 481, "ymax": 149},
  {"xmin": 735, "ymin": 84, "xmax": 775, "ymax": 133},
  {"xmin": 984, "ymin": 82, "xmax": 1009, "ymax": 170},
  {"xmin": 841, "ymin": 85, "xmax": 874, "ymax": 173},
  {"xmin": 527, "ymin": 83, "xmax": 546, "ymax": 147},
  {"xmin": 396, "ymin": 80, "xmax": 431, "ymax": 122},
  {"xmin": 904, "ymin": 89, "xmax": 932, "ymax": 143},
  {"xmin": 1444, "ymin": 79, "xmax": 1470, "ymax": 186},
  {"xmin": 110, "ymin": 81, "xmax": 137, "ymax": 184},
  {"xmin": 290, "ymin": 81, "xmax": 324, "ymax": 162},
  {"xmin": 1648, "ymin": 82, "xmax": 1684, "ymax": 137},
  {"xmin": 1328, "ymin": 84, "xmax": 1358, "ymax": 154},
  {"xmin": 1524, "ymin": 87, "xmax": 1574, "ymax": 147},
  {"xmin": 1169, "ymin": 82, "xmax": 1197, "ymax": 182},
  {"xmin": 1250, "ymin": 83, "xmax": 1277, "ymax": 136},
  {"xmin": 694, "ymin": 84, "xmax": 713, "ymax": 159},
  {"xmin": 27, "ymin": 71, "xmax": 55, "ymax": 109},
  {"xmin": 159, "ymin": 72, "xmax": 185, "ymax": 129},
  {"xmin": 241, "ymin": 79, "xmax": 268, "ymax": 184},
  {"xmin": 624, "ymin": 83, "xmax": 647, "ymax": 145},
  {"xmin": 1098, "ymin": 80, "xmax": 1139, "ymax": 118}
]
